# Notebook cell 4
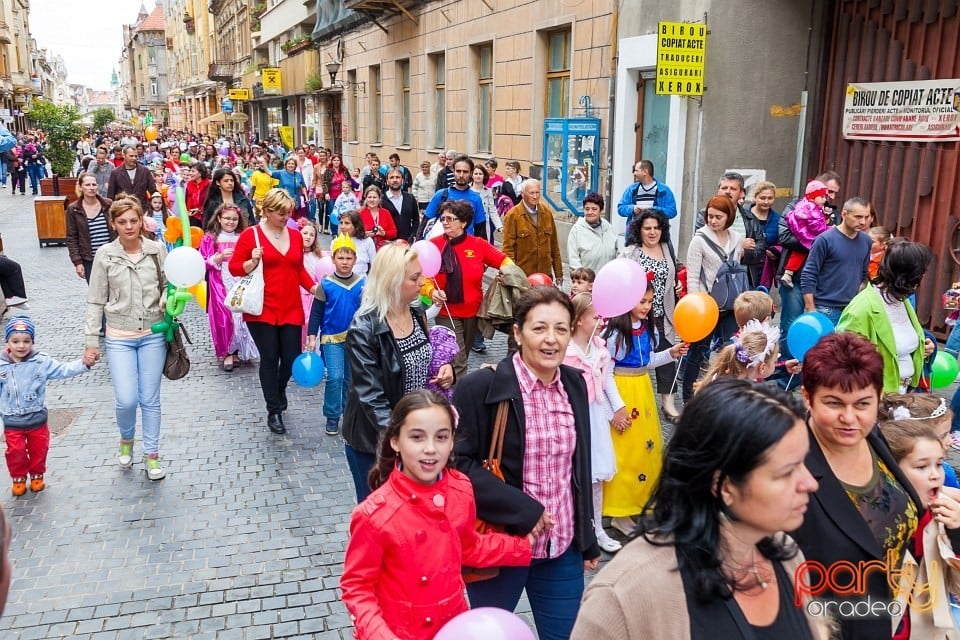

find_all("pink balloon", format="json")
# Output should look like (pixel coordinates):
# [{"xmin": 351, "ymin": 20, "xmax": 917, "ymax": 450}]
[
  {"xmin": 592, "ymin": 258, "xmax": 647, "ymax": 318},
  {"xmin": 435, "ymin": 608, "xmax": 535, "ymax": 640},
  {"xmin": 315, "ymin": 255, "xmax": 335, "ymax": 279},
  {"xmin": 411, "ymin": 240, "xmax": 442, "ymax": 277}
]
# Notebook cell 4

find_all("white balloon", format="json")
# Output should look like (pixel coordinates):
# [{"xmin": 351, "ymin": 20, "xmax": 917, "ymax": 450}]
[{"xmin": 164, "ymin": 246, "xmax": 206, "ymax": 287}]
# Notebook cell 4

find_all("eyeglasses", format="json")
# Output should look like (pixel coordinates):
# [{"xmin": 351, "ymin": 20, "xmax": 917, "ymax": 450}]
[
  {"xmin": 220, "ymin": 217, "xmax": 240, "ymax": 222},
  {"xmin": 439, "ymin": 216, "xmax": 459, "ymax": 223}
]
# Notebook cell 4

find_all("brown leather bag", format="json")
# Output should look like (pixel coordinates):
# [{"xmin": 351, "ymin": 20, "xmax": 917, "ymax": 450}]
[{"xmin": 462, "ymin": 400, "xmax": 509, "ymax": 584}]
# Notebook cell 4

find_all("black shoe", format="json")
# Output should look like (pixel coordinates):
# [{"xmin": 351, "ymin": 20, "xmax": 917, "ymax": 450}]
[
  {"xmin": 471, "ymin": 344, "xmax": 487, "ymax": 354},
  {"xmin": 267, "ymin": 413, "xmax": 286, "ymax": 434}
]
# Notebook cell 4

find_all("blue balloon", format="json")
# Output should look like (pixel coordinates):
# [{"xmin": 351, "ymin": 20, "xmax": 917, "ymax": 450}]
[
  {"xmin": 292, "ymin": 352, "xmax": 325, "ymax": 387},
  {"xmin": 787, "ymin": 312, "xmax": 835, "ymax": 361}
]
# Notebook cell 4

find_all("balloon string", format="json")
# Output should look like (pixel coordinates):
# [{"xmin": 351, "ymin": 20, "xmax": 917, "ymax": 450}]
[
  {"xmin": 668, "ymin": 354, "xmax": 683, "ymax": 396},
  {"xmin": 786, "ymin": 372, "xmax": 796, "ymax": 390}
]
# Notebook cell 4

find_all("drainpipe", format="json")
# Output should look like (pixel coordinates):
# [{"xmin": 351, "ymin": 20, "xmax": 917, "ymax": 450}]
[{"xmin": 604, "ymin": 0, "xmax": 618, "ymax": 220}]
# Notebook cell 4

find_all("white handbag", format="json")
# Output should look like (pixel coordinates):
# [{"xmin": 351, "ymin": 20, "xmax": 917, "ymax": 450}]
[{"xmin": 225, "ymin": 226, "xmax": 265, "ymax": 315}]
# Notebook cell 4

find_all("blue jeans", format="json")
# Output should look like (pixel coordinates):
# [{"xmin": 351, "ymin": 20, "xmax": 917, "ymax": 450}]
[
  {"xmin": 0, "ymin": 160, "xmax": 7, "ymax": 186},
  {"xmin": 466, "ymin": 545, "xmax": 584, "ymax": 640},
  {"xmin": 321, "ymin": 342, "xmax": 350, "ymax": 420},
  {"xmin": 815, "ymin": 305, "xmax": 843, "ymax": 326},
  {"xmin": 105, "ymin": 333, "xmax": 166, "ymax": 455},
  {"xmin": 307, "ymin": 195, "xmax": 317, "ymax": 222},
  {"xmin": 344, "ymin": 443, "xmax": 376, "ymax": 503},
  {"xmin": 26, "ymin": 163, "xmax": 42, "ymax": 194},
  {"xmin": 778, "ymin": 283, "xmax": 805, "ymax": 359}
]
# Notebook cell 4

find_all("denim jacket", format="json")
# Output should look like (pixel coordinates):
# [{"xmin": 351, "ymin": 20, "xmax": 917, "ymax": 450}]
[{"xmin": 0, "ymin": 349, "xmax": 88, "ymax": 429}]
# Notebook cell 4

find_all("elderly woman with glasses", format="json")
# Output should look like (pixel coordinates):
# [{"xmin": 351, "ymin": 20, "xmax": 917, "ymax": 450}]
[{"xmin": 422, "ymin": 200, "xmax": 513, "ymax": 379}]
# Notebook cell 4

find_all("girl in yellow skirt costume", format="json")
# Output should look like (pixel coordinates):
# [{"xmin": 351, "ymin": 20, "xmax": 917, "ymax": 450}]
[{"xmin": 601, "ymin": 286, "xmax": 687, "ymax": 535}]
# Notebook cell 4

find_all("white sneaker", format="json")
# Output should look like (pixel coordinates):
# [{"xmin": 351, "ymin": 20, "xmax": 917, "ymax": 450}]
[
  {"xmin": 609, "ymin": 516, "xmax": 636, "ymax": 537},
  {"xmin": 144, "ymin": 455, "xmax": 166, "ymax": 481},
  {"xmin": 117, "ymin": 439, "xmax": 134, "ymax": 468},
  {"xmin": 5, "ymin": 296, "xmax": 28, "ymax": 307},
  {"xmin": 597, "ymin": 531, "xmax": 622, "ymax": 553}
]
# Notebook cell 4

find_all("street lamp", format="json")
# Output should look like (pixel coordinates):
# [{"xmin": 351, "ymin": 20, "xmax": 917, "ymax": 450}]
[{"xmin": 325, "ymin": 61, "xmax": 340, "ymax": 85}]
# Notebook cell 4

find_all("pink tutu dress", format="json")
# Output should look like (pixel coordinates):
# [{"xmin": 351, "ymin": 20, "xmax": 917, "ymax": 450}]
[{"xmin": 200, "ymin": 231, "xmax": 259, "ymax": 361}]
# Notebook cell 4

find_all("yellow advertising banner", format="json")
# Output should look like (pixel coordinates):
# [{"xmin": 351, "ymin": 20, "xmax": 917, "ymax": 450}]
[
  {"xmin": 262, "ymin": 68, "xmax": 282, "ymax": 95},
  {"xmin": 278, "ymin": 126, "xmax": 294, "ymax": 150},
  {"xmin": 656, "ymin": 22, "xmax": 707, "ymax": 96},
  {"xmin": 227, "ymin": 88, "xmax": 250, "ymax": 101}
]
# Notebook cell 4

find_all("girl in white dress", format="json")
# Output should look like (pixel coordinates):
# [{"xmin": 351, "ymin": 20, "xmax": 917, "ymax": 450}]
[{"xmin": 563, "ymin": 292, "xmax": 628, "ymax": 553}]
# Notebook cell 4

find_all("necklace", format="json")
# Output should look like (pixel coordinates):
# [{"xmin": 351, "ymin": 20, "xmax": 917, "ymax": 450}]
[
  {"xmin": 751, "ymin": 548, "xmax": 769, "ymax": 590},
  {"xmin": 262, "ymin": 222, "xmax": 282, "ymax": 239}
]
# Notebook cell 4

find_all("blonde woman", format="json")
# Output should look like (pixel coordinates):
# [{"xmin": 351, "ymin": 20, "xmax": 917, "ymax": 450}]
[
  {"xmin": 83, "ymin": 195, "xmax": 169, "ymax": 480},
  {"xmin": 228, "ymin": 189, "xmax": 320, "ymax": 435},
  {"xmin": 342, "ymin": 244, "xmax": 455, "ymax": 502}
]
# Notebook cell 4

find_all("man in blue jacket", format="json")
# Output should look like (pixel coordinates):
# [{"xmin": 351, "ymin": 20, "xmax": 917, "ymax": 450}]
[{"xmin": 616, "ymin": 160, "xmax": 677, "ymax": 222}]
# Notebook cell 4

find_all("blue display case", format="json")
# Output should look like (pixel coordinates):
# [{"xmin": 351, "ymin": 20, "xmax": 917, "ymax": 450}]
[{"xmin": 541, "ymin": 117, "xmax": 601, "ymax": 216}]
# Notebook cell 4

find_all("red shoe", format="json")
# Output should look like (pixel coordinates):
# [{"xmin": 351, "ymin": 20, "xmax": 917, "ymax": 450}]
[
  {"xmin": 29, "ymin": 475, "xmax": 44, "ymax": 492},
  {"xmin": 11, "ymin": 478, "xmax": 26, "ymax": 496}
]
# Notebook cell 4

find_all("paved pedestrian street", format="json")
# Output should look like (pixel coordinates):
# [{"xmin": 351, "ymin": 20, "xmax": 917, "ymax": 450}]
[{"xmin": 0, "ymin": 188, "xmax": 528, "ymax": 639}]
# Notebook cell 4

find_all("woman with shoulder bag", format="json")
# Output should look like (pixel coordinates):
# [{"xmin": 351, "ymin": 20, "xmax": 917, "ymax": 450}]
[
  {"xmin": 228, "ymin": 188, "xmax": 320, "ymax": 435},
  {"xmin": 83, "ymin": 196, "xmax": 169, "ymax": 481},
  {"xmin": 452, "ymin": 286, "xmax": 601, "ymax": 640},
  {"xmin": 682, "ymin": 196, "xmax": 743, "ymax": 402}
]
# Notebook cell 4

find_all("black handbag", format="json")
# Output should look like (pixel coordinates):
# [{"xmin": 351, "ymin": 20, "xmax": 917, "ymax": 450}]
[
  {"xmin": 163, "ymin": 321, "xmax": 191, "ymax": 380},
  {"xmin": 151, "ymin": 254, "xmax": 191, "ymax": 380}
]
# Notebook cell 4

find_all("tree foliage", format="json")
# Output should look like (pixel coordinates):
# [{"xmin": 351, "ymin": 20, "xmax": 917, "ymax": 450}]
[
  {"xmin": 92, "ymin": 107, "xmax": 115, "ymax": 132},
  {"xmin": 27, "ymin": 99, "xmax": 84, "ymax": 176}
]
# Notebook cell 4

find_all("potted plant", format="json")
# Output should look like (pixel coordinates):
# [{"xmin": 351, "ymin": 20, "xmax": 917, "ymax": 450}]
[
  {"xmin": 27, "ymin": 98, "xmax": 82, "ymax": 190},
  {"xmin": 305, "ymin": 72, "xmax": 323, "ymax": 93},
  {"xmin": 251, "ymin": 1, "xmax": 267, "ymax": 17}
]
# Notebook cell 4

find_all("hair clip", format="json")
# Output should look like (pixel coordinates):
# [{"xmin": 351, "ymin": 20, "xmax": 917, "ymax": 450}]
[
  {"xmin": 890, "ymin": 405, "xmax": 912, "ymax": 421},
  {"xmin": 734, "ymin": 343, "xmax": 751, "ymax": 363},
  {"xmin": 736, "ymin": 320, "xmax": 781, "ymax": 367},
  {"xmin": 645, "ymin": 270, "xmax": 656, "ymax": 283},
  {"xmin": 450, "ymin": 405, "xmax": 461, "ymax": 431}
]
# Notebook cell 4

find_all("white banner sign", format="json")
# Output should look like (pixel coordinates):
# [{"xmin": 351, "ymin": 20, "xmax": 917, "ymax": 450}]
[{"xmin": 843, "ymin": 79, "xmax": 960, "ymax": 142}]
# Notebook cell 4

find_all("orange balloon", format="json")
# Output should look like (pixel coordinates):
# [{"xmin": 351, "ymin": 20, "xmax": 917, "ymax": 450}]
[
  {"xmin": 163, "ymin": 216, "xmax": 182, "ymax": 244},
  {"xmin": 189, "ymin": 226, "xmax": 203, "ymax": 248},
  {"xmin": 144, "ymin": 125, "xmax": 158, "ymax": 142},
  {"xmin": 673, "ymin": 292, "xmax": 720, "ymax": 343},
  {"xmin": 188, "ymin": 281, "xmax": 208, "ymax": 311}
]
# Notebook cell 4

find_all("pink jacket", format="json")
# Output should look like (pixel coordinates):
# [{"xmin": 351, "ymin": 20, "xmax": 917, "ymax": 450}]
[
  {"xmin": 786, "ymin": 199, "xmax": 829, "ymax": 249},
  {"xmin": 341, "ymin": 468, "xmax": 531, "ymax": 640}
]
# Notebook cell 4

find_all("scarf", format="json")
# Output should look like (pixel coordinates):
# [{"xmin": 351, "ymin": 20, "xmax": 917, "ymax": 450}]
[{"xmin": 440, "ymin": 233, "xmax": 468, "ymax": 304}]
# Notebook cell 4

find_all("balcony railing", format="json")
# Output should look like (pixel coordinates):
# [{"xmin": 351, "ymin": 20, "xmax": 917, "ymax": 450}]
[
  {"xmin": 208, "ymin": 61, "xmax": 236, "ymax": 83},
  {"xmin": 344, "ymin": 0, "xmax": 420, "ymax": 24}
]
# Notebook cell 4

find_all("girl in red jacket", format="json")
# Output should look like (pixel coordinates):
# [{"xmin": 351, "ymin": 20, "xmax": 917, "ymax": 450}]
[{"xmin": 341, "ymin": 390, "xmax": 533, "ymax": 640}]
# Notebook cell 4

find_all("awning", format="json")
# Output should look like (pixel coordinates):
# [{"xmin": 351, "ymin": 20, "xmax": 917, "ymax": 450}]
[{"xmin": 198, "ymin": 111, "xmax": 249, "ymax": 126}]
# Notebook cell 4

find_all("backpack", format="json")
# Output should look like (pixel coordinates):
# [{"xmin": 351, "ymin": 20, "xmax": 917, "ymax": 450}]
[
  {"xmin": 417, "ymin": 188, "xmax": 450, "ymax": 239},
  {"xmin": 698, "ymin": 233, "xmax": 749, "ymax": 311}
]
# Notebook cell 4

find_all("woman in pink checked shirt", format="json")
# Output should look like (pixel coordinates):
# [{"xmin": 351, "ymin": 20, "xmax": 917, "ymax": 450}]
[{"xmin": 451, "ymin": 285, "xmax": 600, "ymax": 640}]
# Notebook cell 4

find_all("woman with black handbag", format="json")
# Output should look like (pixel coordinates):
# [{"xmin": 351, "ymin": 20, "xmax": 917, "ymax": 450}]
[{"xmin": 83, "ymin": 196, "xmax": 169, "ymax": 481}]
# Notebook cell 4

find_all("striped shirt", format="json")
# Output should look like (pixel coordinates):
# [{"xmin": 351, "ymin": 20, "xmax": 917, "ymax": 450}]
[
  {"xmin": 632, "ymin": 181, "xmax": 657, "ymax": 211},
  {"xmin": 87, "ymin": 212, "xmax": 112, "ymax": 252},
  {"xmin": 513, "ymin": 351, "xmax": 576, "ymax": 559}
]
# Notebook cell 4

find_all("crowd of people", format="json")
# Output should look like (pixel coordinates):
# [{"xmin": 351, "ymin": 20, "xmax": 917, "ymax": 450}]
[{"xmin": 0, "ymin": 124, "xmax": 958, "ymax": 640}]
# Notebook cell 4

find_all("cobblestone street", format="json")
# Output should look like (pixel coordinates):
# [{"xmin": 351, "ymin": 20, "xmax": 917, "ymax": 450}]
[{"xmin": 0, "ymin": 188, "xmax": 519, "ymax": 639}]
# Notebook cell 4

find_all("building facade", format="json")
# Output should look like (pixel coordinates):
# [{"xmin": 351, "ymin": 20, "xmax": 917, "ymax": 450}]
[
  {"xmin": 3, "ymin": 0, "xmax": 39, "ymax": 131},
  {"xmin": 164, "ymin": 0, "xmax": 216, "ymax": 131},
  {"xmin": 205, "ymin": 0, "xmax": 254, "ymax": 135},
  {"xmin": 121, "ymin": 2, "xmax": 170, "ymax": 127}
]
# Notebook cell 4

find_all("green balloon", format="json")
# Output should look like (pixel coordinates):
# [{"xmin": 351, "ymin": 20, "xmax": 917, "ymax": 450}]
[
  {"xmin": 930, "ymin": 352, "xmax": 959, "ymax": 389},
  {"xmin": 419, "ymin": 294, "xmax": 433, "ymax": 307}
]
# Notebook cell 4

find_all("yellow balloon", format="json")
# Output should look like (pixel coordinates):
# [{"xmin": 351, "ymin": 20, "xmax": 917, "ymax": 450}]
[{"xmin": 189, "ymin": 281, "xmax": 208, "ymax": 311}]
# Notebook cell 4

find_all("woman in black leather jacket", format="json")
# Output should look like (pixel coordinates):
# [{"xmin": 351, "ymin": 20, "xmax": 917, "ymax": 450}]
[{"xmin": 342, "ymin": 243, "xmax": 455, "ymax": 502}]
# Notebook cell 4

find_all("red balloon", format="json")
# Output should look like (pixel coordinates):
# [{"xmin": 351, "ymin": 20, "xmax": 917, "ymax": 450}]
[{"xmin": 527, "ymin": 273, "xmax": 553, "ymax": 287}]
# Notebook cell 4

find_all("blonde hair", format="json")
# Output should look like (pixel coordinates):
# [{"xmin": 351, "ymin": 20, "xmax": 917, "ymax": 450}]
[
  {"xmin": 260, "ymin": 188, "xmax": 295, "ymax": 215},
  {"xmin": 570, "ymin": 292, "xmax": 593, "ymax": 328},
  {"xmin": 750, "ymin": 180, "xmax": 777, "ymax": 200},
  {"xmin": 733, "ymin": 290, "xmax": 775, "ymax": 327},
  {"xmin": 357, "ymin": 243, "xmax": 420, "ymax": 321},
  {"xmin": 697, "ymin": 329, "xmax": 779, "ymax": 391}
]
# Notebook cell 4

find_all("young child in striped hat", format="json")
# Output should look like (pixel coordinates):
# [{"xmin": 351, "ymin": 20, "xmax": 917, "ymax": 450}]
[{"xmin": 0, "ymin": 316, "xmax": 96, "ymax": 496}]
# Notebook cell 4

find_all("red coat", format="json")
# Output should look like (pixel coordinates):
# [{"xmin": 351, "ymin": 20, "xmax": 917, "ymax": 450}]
[
  {"xmin": 185, "ymin": 178, "xmax": 211, "ymax": 220},
  {"xmin": 429, "ymin": 234, "xmax": 506, "ymax": 318},
  {"xmin": 228, "ymin": 225, "xmax": 316, "ymax": 325},
  {"xmin": 341, "ymin": 468, "xmax": 531, "ymax": 640},
  {"xmin": 359, "ymin": 207, "xmax": 397, "ymax": 250}
]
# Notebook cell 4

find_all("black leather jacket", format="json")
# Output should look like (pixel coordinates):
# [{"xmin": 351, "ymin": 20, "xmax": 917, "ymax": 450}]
[
  {"xmin": 343, "ymin": 308, "xmax": 428, "ymax": 454},
  {"xmin": 452, "ymin": 357, "xmax": 601, "ymax": 561}
]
